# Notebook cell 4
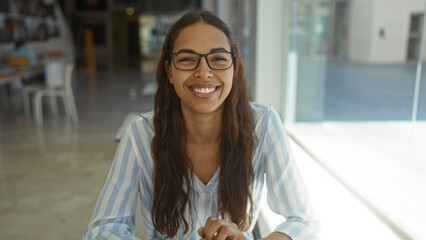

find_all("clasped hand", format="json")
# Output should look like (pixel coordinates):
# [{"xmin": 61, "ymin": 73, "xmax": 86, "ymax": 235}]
[{"xmin": 198, "ymin": 217, "xmax": 247, "ymax": 240}]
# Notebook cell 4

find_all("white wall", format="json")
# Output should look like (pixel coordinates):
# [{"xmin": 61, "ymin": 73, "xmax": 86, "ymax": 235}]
[
  {"xmin": 372, "ymin": 0, "xmax": 425, "ymax": 63},
  {"xmin": 348, "ymin": 0, "xmax": 425, "ymax": 63},
  {"xmin": 254, "ymin": 0, "xmax": 289, "ymax": 115},
  {"xmin": 200, "ymin": 0, "xmax": 216, "ymax": 12},
  {"xmin": 347, "ymin": 0, "xmax": 375, "ymax": 62},
  {"xmin": 215, "ymin": 0, "xmax": 233, "ymax": 30}
]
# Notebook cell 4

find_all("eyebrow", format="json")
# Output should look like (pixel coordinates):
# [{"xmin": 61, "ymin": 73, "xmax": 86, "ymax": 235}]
[{"xmin": 177, "ymin": 47, "xmax": 230, "ymax": 53}]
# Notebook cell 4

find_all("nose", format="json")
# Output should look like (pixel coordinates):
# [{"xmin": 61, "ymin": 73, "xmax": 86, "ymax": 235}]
[{"xmin": 194, "ymin": 56, "xmax": 213, "ymax": 79}]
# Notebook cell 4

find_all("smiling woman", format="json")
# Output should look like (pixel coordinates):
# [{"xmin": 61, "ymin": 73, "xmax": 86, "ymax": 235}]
[
  {"xmin": 167, "ymin": 22, "xmax": 234, "ymax": 116},
  {"xmin": 83, "ymin": 10, "xmax": 320, "ymax": 240}
]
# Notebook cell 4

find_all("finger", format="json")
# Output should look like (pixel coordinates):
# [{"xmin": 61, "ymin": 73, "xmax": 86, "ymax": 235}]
[
  {"xmin": 204, "ymin": 219, "xmax": 238, "ymax": 240},
  {"xmin": 218, "ymin": 224, "xmax": 246, "ymax": 240},
  {"xmin": 204, "ymin": 218, "xmax": 225, "ymax": 240},
  {"xmin": 215, "ymin": 225, "xmax": 233, "ymax": 240},
  {"xmin": 203, "ymin": 216, "xmax": 217, "ymax": 231},
  {"xmin": 198, "ymin": 227, "xmax": 204, "ymax": 237}
]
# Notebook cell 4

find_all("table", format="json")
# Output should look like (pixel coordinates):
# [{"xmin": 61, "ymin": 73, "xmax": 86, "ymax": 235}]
[
  {"xmin": 0, "ymin": 64, "xmax": 45, "ymax": 107},
  {"xmin": 0, "ymin": 65, "xmax": 44, "ymax": 85},
  {"xmin": 0, "ymin": 51, "xmax": 66, "ymax": 85}
]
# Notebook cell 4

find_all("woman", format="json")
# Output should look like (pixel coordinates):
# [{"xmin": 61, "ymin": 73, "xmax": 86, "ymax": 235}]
[{"xmin": 83, "ymin": 10, "xmax": 319, "ymax": 240}]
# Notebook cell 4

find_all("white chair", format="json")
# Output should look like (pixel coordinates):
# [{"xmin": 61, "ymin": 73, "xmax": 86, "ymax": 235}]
[
  {"xmin": 23, "ymin": 61, "xmax": 64, "ymax": 117},
  {"xmin": 23, "ymin": 63, "xmax": 78, "ymax": 125}
]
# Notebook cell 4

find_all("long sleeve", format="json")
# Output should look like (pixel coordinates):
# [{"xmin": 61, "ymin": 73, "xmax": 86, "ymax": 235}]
[
  {"xmin": 262, "ymin": 107, "xmax": 320, "ymax": 240},
  {"xmin": 83, "ymin": 123, "xmax": 142, "ymax": 240}
]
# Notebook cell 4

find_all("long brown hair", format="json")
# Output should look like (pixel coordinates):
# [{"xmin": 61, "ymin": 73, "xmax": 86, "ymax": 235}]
[{"xmin": 152, "ymin": 10, "xmax": 256, "ymax": 238}]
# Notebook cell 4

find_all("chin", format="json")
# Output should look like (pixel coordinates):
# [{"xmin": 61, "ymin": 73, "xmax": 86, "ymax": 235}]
[
  {"xmin": 191, "ymin": 103, "xmax": 224, "ymax": 115},
  {"xmin": 194, "ymin": 107, "xmax": 220, "ymax": 115}
]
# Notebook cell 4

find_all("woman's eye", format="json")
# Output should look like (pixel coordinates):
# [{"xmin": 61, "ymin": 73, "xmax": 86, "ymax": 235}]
[
  {"xmin": 178, "ymin": 57, "xmax": 196, "ymax": 62},
  {"xmin": 211, "ymin": 57, "xmax": 227, "ymax": 62}
]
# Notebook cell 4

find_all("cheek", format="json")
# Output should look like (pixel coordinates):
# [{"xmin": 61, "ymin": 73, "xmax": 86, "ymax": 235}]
[
  {"xmin": 172, "ymin": 70, "xmax": 192, "ymax": 83},
  {"xmin": 222, "ymin": 74, "xmax": 233, "ymax": 98},
  {"xmin": 169, "ymin": 69, "xmax": 178, "ymax": 84},
  {"xmin": 226, "ymin": 71, "xmax": 234, "ymax": 87}
]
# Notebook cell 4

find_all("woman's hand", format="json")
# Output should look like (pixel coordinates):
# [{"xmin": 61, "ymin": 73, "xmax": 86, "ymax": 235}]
[{"xmin": 198, "ymin": 217, "xmax": 246, "ymax": 240}]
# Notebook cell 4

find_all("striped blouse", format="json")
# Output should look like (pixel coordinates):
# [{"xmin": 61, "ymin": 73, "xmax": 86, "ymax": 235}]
[{"xmin": 83, "ymin": 103, "xmax": 320, "ymax": 240}]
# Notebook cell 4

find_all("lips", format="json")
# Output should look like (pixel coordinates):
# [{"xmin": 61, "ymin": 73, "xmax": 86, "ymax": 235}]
[
  {"xmin": 193, "ymin": 87, "xmax": 216, "ymax": 93},
  {"xmin": 188, "ymin": 85, "xmax": 220, "ymax": 99}
]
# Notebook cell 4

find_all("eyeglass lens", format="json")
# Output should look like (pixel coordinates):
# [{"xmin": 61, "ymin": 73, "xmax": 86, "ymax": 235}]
[{"xmin": 173, "ymin": 52, "xmax": 233, "ymax": 70}]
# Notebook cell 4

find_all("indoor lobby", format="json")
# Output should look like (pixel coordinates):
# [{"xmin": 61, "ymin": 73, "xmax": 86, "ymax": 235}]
[{"xmin": 1, "ymin": 0, "xmax": 425, "ymax": 240}]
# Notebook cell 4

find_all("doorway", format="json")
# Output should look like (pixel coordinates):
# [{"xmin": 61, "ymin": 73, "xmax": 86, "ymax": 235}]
[
  {"xmin": 330, "ymin": 0, "xmax": 349, "ymax": 59},
  {"xmin": 407, "ymin": 13, "xmax": 423, "ymax": 61}
]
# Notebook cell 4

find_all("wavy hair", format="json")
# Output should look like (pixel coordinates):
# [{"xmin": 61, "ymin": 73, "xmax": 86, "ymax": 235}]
[{"xmin": 151, "ymin": 10, "xmax": 256, "ymax": 238}]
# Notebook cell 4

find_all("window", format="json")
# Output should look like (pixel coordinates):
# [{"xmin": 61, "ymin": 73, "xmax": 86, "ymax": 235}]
[{"xmin": 285, "ymin": 0, "xmax": 426, "ymax": 239}]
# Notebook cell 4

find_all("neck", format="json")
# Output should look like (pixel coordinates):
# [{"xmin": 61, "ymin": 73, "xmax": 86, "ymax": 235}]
[{"xmin": 182, "ymin": 107, "xmax": 223, "ymax": 145}]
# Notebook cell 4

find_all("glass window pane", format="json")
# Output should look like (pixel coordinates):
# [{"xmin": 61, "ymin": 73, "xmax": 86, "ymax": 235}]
[{"xmin": 287, "ymin": 0, "xmax": 426, "ymax": 239}]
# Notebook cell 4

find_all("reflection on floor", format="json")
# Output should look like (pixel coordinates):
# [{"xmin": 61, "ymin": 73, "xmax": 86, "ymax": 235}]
[
  {"xmin": 289, "ymin": 122, "xmax": 426, "ymax": 240},
  {"xmin": 274, "ymin": 139, "xmax": 400, "ymax": 240},
  {"xmin": 0, "ymin": 64, "xmax": 156, "ymax": 239}
]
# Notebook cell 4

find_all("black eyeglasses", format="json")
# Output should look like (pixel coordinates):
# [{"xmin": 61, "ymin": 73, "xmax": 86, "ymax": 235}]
[{"xmin": 170, "ymin": 51, "xmax": 235, "ymax": 71}]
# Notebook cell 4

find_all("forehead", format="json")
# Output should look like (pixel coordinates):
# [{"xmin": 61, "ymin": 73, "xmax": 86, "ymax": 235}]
[{"xmin": 173, "ymin": 22, "xmax": 231, "ymax": 52}]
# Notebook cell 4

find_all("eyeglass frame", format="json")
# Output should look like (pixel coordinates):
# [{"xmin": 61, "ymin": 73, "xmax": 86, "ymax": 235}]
[{"xmin": 170, "ymin": 51, "xmax": 236, "ymax": 71}]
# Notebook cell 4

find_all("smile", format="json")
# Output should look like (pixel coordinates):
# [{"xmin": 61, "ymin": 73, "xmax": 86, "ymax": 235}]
[
  {"xmin": 193, "ymin": 87, "xmax": 216, "ymax": 93},
  {"xmin": 188, "ymin": 85, "xmax": 220, "ymax": 99}
]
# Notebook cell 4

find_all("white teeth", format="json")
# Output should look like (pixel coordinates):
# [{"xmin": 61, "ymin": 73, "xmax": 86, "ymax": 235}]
[{"xmin": 193, "ymin": 87, "xmax": 215, "ymax": 93}]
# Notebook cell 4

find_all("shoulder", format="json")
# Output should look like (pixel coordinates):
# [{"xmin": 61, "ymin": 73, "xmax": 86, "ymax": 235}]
[
  {"xmin": 8, "ymin": 49, "xmax": 20, "ymax": 56},
  {"xmin": 125, "ymin": 110, "xmax": 155, "ymax": 139},
  {"xmin": 136, "ymin": 110, "xmax": 154, "ymax": 126},
  {"xmin": 8, "ymin": 48, "xmax": 34, "ymax": 57},
  {"xmin": 249, "ymin": 102, "xmax": 285, "ymax": 148},
  {"xmin": 122, "ymin": 111, "xmax": 155, "ymax": 166},
  {"xmin": 249, "ymin": 102, "xmax": 281, "ymax": 127},
  {"xmin": 249, "ymin": 102, "xmax": 269, "ymax": 114}
]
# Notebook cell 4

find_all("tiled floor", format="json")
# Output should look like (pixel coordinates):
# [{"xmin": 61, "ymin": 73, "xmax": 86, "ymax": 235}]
[{"xmin": 0, "ymin": 64, "xmax": 156, "ymax": 239}]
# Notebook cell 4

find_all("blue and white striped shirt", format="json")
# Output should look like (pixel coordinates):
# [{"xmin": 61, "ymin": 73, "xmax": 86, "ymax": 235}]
[{"xmin": 83, "ymin": 103, "xmax": 320, "ymax": 240}]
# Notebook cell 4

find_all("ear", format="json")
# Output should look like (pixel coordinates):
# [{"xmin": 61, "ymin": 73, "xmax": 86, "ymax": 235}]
[{"xmin": 165, "ymin": 61, "xmax": 174, "ymax": 84}]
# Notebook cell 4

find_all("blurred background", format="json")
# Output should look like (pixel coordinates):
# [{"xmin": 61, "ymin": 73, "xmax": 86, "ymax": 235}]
[{"xmin": 0, "ymin": 0, "xmax": 425, "ymax": 239}]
